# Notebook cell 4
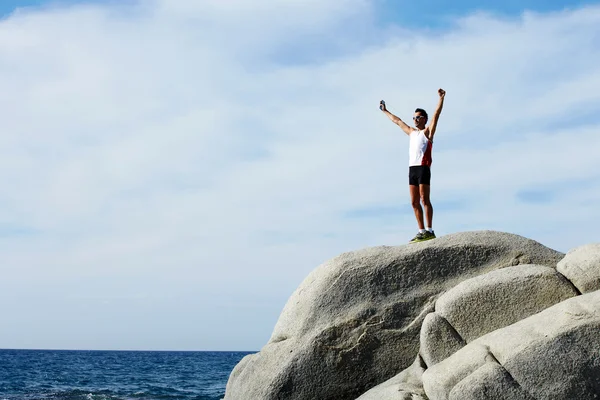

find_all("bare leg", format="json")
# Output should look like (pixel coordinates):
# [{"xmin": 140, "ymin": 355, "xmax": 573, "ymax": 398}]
[
  {"xmin": 410, "ymin": 185, "xmax": 424, "ymax": 230},
  {"xmin": 420, "ymin": 184, "xmax": 433, "ymax": 228}
]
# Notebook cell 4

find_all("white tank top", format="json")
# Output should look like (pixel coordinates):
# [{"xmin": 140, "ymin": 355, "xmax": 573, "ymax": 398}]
[{"xmin": 409, "ymin": 129, "xmax": 432, "ymax": 167}]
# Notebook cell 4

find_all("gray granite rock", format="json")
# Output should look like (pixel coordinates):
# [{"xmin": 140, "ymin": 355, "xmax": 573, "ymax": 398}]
[
  {"xmin": 423, "ymin": 291, "xmax": 600, "ymax": 400},
  {"xmin": 449, "ymin": 363, "xmax": 535, "ymax": 400},
  {"xmin": 419, "ymin": 313, "xmax": 465, "ymax": 367},
  {"xmin": 434, "ymin": 265, "xmax": 578, "ymax": 343},
  {"xmin": 224, "ymin": 231, "xmax": 564, "ymax": 400},
  {"xmin": 355, "ymin": 355, "xmax": 427, "ymax": 400},
  {"xmin": 557, "ymin": 243, "xmax": 600, "ymax": 293}
]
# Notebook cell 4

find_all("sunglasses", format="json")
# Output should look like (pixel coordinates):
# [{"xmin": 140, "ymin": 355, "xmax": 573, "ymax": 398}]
[{"xmin": 413, "ymin": 115, "xmax": 426, "ymax": 120}]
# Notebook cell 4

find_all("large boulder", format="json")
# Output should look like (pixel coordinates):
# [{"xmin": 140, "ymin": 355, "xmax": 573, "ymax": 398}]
[
  {"xmin": 433, "ymin": 265, "xmax": 578, "ymax": 343},
  {"xmin": 448, "ymin": 363, "xmax": 535, "ymax": 400},
  {"xmin": 422, "ymin": 290, "xmax": 600, "ymax": 400},
  {"xmin": 224, "ymin": 231, "xmax": 564, "ymax": 400},
  {"xmin": 556, "ymin": 243, "xmax": 600, "ymax": 293},
  {"xmin": 420, "ymin": 264, "xmax": 578, "ymax": 364},
  {"xmin": 419, "ymin": 313, "xmax": 465, "ymax": 367},
  {"xmin": 355, "ymin": 355, "xmax": 428, "ymax": 400}
]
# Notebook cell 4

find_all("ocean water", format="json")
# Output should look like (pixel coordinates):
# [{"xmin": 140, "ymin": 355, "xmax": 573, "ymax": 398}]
[{"xmin": 0, "ymin": 349, "xmax": 252, "ymax": 400}]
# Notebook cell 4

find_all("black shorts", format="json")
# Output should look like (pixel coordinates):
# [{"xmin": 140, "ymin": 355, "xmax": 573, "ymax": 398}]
[{"xmin": 409, "ymin": 166, "xmax": 431, "ymax": 186}]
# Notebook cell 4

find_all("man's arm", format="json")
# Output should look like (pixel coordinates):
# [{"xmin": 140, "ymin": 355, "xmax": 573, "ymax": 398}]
[
  {"xmin": 380, "ymin": 101, "xmax": 412, "ymax": 135},
  {"xmin": 426, "ymin": 89, "xmax": 445, "ymax": 141}
]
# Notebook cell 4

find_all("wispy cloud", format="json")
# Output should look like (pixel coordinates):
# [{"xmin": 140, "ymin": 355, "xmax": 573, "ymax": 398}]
[{"xmin": 0, "ymin": 0, "xmax": 598, "ymax": 350}]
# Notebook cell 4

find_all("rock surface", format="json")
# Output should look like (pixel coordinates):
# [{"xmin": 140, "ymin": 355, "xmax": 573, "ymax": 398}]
[
  {"xmin": 556, "ymin": 243, "xmax": 600, "ymax": 293},
  {"xmin": 224, "ymin": 231, "xmax": 565, "ymax": 400},
  {"xmin": 419, "ymin": 313, "xmax": 465, "ymax": 367},
  {"xmin": 448, "ymin": 363, "xmax": 535, "ymax": 400},
  {"xmin": 431, "ymin": 264, "xmax": 578, "ymax": 344},
  {"xmin": 361, "ymin": 241, "xmax": 600, "ymax": 400},
  {"xmin": 355, "ymin": 355, "xmax": 428, "ymax": 400},
  {"xmin": 422, "ymin": 291, "xmax": 600, "ymax": 399}
]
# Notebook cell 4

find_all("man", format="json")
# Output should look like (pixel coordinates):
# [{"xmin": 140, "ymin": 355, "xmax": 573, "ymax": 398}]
[{"xmin": 380, "ymin": 88, "xmax": 446, "ymax": 243}]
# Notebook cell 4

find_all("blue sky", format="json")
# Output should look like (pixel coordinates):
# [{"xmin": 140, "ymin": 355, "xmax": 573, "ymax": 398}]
[
  {"xmin": 0, "ymin": 0, "xmax": 82, "ymax": 16},
  {"xmin": 2, "ymin": 0, "xmax": 594, "ymax": 25},
  {"xmin": 0, "ymin": 0, "xmax": 599, "ymax": 351},
  {"xmin": 378, "ymin": 0, "xmax": 595, "ymax": 23}
]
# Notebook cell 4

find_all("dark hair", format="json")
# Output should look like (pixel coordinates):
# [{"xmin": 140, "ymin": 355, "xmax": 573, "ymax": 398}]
[{"xmin": 415, "ymin": 108, "xmax": 428, "ymax": 120}]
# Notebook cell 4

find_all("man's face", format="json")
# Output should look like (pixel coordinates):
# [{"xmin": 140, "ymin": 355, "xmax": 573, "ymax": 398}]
[{"xmin": 413, "ymin": 112, "xmax": 427, "ymax": 128}]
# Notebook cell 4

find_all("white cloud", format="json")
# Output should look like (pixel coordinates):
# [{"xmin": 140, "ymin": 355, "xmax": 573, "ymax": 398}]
[{"xmin": 0, "ymin": 1, "xmax": 599, "ymax": 350}]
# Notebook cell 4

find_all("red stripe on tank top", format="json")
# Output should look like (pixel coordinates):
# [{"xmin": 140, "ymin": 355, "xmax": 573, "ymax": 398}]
[{"xmin": 422, "ymin": 141, "xmax": 432, "ymax": 166}]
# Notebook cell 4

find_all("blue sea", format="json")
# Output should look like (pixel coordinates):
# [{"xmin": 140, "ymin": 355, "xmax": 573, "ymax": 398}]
[{"xmin": 0, "ymin": 349, "xmax": 252, "ymax": 400}]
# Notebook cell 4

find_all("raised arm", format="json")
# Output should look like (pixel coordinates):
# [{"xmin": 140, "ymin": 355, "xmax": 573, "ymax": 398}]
[
  {"xmin": 380, "ymin": 101, "xmax": 413, "ymax": 135},
  {"xmin": 426, "ymin": 89, "xmax": 445, "ymax": 141}
]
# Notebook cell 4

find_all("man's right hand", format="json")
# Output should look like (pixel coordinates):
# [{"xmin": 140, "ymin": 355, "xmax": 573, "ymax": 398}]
[{"xmin": 379, "ymin": 100, "xmax": 387, "ymax": 112}]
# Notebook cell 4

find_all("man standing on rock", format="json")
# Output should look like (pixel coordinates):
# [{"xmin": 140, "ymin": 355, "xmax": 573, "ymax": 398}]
[{"xmin": 380, "ymin": 88, "xmax": 446, "ymax": 243}]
